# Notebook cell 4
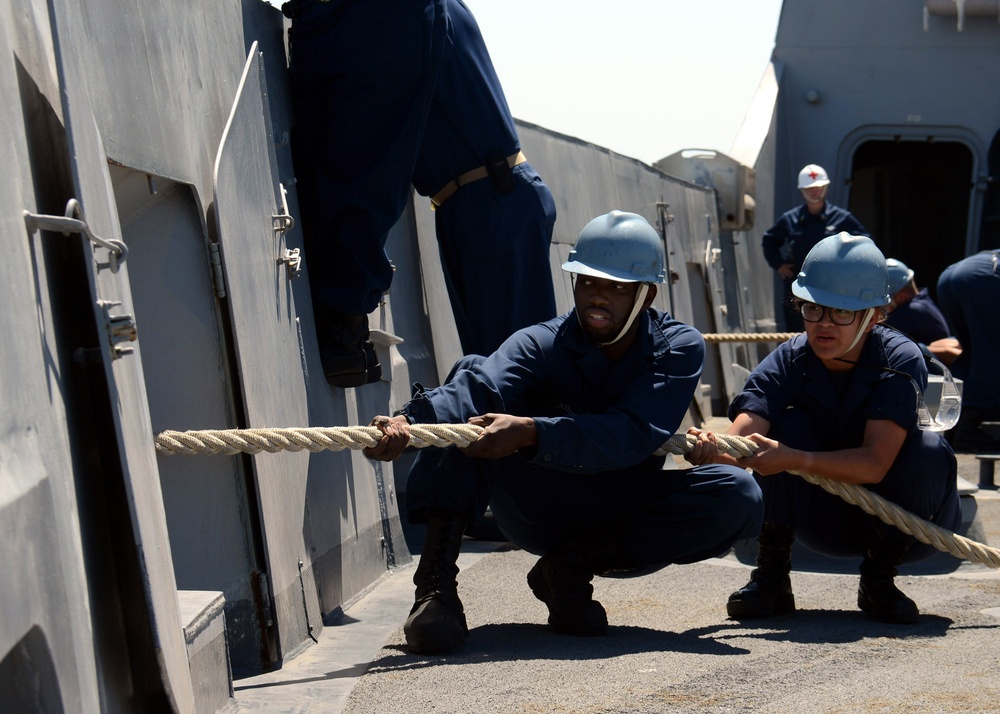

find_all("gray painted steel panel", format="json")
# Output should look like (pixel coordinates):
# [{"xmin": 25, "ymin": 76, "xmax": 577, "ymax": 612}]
[
  {"xmin": 0, "ymin": 4, "xmax": 102, "ymax": 710},
  {"xmin": 50, "ymin": 0, "xmax": 198, "ymax": 706},
  {"xmin": 770, "ymin": 1, "xmax": 999, "ymax": 244},
  {"xmin": 213, "ymin": 45, "xmax": 318, "ymax": 661}
]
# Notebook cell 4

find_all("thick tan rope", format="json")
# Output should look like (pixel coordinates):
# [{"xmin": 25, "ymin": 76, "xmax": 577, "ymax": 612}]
[
  {"xmin": 154, "ymin": 424, "xmax": 481, "ymax": 456},
  {"xmin": 155, "ymin": 424, "xmax": 1000, "ymax": 568},
  {"xmin": 702, "ymin": 332, "xmax": 799, "ymax": 343},
  {"xmin": 663, "ymin": 433, "xmax": 1000, "ymax": 569}
]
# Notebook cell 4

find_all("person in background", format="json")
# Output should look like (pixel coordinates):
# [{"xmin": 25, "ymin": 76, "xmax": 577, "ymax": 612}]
[
  {"xmin": 883, "ymin": 257, "xmax": 960, "ymax": 367},
  {"xmin": 365, "ymin": 211, "xmax": 763, "ymax": 654},
  {"xmin": 936, "ymin": 250, "xmax": 1000, "ymax": 452},
  {"xmin": 688, "ymin": 233, "xmax": 960, "ymax": 625},
  {"xmin": 284, "ymin": 0, "xmax": 556, "ymax": 388},
  {"xmin": 762, "ymin": 164, "xmax": 869, "ymax": 332}
]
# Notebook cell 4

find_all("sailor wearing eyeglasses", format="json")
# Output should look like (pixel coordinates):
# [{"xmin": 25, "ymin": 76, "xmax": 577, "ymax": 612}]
[{"xmin": 686, "ymin": 232, "xmax": 961, "ymax": 626}]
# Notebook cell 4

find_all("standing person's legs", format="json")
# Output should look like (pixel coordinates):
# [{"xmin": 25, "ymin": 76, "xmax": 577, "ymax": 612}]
[
  {"xmin": 288, "ymin": 0, "xmax": 446, "ymax": 386},
  {"xmin": 434, "ymin": 163, "xmax": 557, "ymax": 356},
  {"xmin": 937, "ymin": 252, "xmax": 1000, "ymax": 447}
]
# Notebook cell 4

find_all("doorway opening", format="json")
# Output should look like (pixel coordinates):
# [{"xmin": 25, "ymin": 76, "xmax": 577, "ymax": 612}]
[
  {"xmin": 981, "ymin": 128, "xmax": 1000, "ymax": 250},
  {"xmin": 848, "ymin": 139, "xmax": 973, "ymax": 298}
]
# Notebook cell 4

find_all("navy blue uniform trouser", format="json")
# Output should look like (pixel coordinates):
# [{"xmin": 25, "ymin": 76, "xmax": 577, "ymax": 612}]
[
  {"xmin": 434, "ymin": 162, "xmax": 557, "ymax": 356},
  {"xmin": 937, "ymin": 251, "xmax": 1000, "ymax": 413},
  {"xmin": 289, "ymin": 0, "xmax": 446, "ymax": 317},
  {"xmin": 405, "ymin": 441, "xmax": 763, "ymax": 569},
  {"xmin": 760, "ymin": 408, "xmax": 961, "ymax": 562}
]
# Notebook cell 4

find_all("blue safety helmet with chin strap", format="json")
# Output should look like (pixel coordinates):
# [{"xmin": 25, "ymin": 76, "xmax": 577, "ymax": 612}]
[
  {"xmin": 885, "ymin": 258, "xmax": 915, "ymax": 296},
  {"xmin": 792, "ymin": 232, "xmax": 890, "ymax": 310},
  {"xmin": 561, "ymin": 210, "xmax": 666, "ymax": 284}
]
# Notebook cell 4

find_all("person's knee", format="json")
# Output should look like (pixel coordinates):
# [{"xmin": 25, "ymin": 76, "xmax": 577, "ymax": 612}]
[
  {"xmin": 444, "ymin": 354, "xmax": 487, "ymax": 382},
  {"xmin": 693, "ymin": 465, "xmax": 764, "ymax": 540}
]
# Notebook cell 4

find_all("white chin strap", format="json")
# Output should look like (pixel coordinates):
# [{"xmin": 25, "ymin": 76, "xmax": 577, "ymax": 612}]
[
  {"xmin": 838, "ymin": 307, "xmax": 875, "ymax": 357},
  {"xmin": 599, "ymin": 283, "xmax": 649, "ymax": 346}
]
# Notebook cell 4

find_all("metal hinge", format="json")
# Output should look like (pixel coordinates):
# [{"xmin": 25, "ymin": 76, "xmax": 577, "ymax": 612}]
[
  {"xmin": 208, "ymin": 243, "xmax": 227, "ymax": 299},
  {"xmin": 257, "ymin": 572, "xmax": 275, "ymax": 628}
]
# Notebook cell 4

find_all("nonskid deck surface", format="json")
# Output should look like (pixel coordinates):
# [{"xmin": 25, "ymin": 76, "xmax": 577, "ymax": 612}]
[{"xmin": 234, "ymin": 454, "xmax": 1000, "ymax": 714}]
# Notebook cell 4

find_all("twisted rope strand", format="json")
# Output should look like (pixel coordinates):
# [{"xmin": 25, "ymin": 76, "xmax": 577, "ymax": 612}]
[
  {"xmin": 701, "ymin": 332, "xmax": 799, "ymax": 343},
  {"xmin": 154, "ymin": 424, "xmax": 1000, "ymax": 568}
]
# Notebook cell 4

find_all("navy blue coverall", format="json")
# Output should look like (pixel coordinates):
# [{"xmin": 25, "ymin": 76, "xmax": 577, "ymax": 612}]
[
  {"xmin": 399, "ymin": 310, "xmax": 763, "ymax": 568},
  {"xmin": 937, "ymin": 250, "xmax": 1000, "ymax": 415},
  {"xmin": 729, "ymin": 327, "xmax": 960, "ymax": 561},
  {"xmin": 762, "ymin": 202, "xmax": 869, "ymax": 331},
  {"xmin": 287, "ymin": 0, "xmax": 556, "ymax": 356}
]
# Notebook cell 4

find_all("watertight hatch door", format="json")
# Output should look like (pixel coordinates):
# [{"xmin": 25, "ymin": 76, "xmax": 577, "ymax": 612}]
[
  {"xmin": 47, "ymin": 0, "xmax": 197, "ymax": 709},
  {"xmin": 212, "ymin": 43, "xmax": 318, "ymax": 660}
]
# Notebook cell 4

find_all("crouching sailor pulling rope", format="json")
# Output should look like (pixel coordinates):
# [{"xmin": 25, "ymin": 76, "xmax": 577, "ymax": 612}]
[
  {"xmin": 365, "ymin": 211, "xmax": 764, "ymax": 655},
  {"xmin": 686, "ymin": 233, "xmax": 962, "ymax": 625}
]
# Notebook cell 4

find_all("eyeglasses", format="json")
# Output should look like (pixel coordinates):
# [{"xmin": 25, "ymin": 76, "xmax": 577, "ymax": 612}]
[{"xmin": 798, "ymin": 302, "xmax": 858, "ymax": 326}]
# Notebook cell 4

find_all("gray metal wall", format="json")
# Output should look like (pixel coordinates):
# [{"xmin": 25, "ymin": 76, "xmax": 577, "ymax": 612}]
[{"xmin": 767, "ymin": 0, "xmax": 1000, "ymax": 247}]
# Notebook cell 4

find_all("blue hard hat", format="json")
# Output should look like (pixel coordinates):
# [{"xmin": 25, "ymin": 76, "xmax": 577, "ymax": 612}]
[
  {"xmin": 561, "ymin": 211, "xmax": 666, "ymax": 283},
  {"xmin": 885, "ymin": 258, "xmax": 915, "ymax": 296},
  {"xmin": 792, "ymin": 233, "xmax": 890, "ymax": 310}
]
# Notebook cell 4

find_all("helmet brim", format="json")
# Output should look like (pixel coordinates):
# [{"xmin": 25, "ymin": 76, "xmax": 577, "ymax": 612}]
[
  {"xmin": 791, "ymin": 280, "xmax": 889, "ymax": 310},
  {"xmin": 561, "ymin": 260, "xmax": 663, "ymax": 283}
]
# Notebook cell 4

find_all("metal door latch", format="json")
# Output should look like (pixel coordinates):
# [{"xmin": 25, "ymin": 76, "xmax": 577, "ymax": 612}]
[
  {"xmin": 100, "ymin": 300, "xmax": 137, "ymax": 359},
  {"xmin": 279, "ymin": 248, "xmax": 302, "ymax": 279},
  {"xmin": 24, "ymin": 198, "xmax": 128, "ymax": 273}
]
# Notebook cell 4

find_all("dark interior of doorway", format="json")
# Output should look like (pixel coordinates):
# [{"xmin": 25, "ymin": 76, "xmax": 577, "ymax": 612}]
[
  {"xmin": 982, "ymin": 129, "xmax": 1000, "ymax": 250},
  {"xmin": 848, "ymin": 140, "xmax": 972, "ymax": 300}
]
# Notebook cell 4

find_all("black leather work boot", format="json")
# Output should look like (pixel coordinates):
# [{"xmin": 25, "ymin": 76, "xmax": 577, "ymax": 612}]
[
  {"xmin": 404, "ymin": 516, "xmax": 469, "ymax": 654},
  {"xmin": 857, "ymin": 535, "xmax": 919, "ymax": 624},
  {"xmin": 526, "ymin": 545, "xmax": 608, "ymax": 636},
  {"xmin": 316, "ymin": 311, "xmax": 381, "ymax": 388},
  {"xmin": 727, "ymin": 523, "xmax": 796, "ymax": 619}
]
